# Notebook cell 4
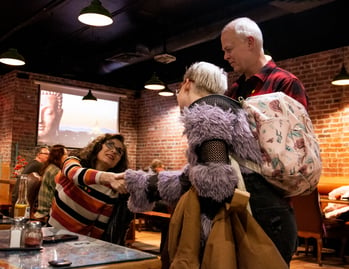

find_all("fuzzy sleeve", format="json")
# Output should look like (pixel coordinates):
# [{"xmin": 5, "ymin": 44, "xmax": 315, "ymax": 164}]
[
  {"xmin": 125, "ymin": 167, "xmax": 190, "ymax": 212},
  {"xmin": 158, "ymin": 165, "xmax": 190, "ymax": 206},
  {"xmin": 125, "ymin": 169, "xmax": 155, "ymax": 212}
]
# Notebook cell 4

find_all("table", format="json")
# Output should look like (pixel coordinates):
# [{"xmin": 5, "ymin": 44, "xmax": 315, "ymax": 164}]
[
  {"xmin": 0, "ymin": 227, "xmax": 161, "ymax": 269},
  {"xmin": 320, "ymin": 196, "xmax": 349, "ymax": 205},
  {"xmin": 0, "ymin": 215, "xmax": 12, "ymax": 230}
]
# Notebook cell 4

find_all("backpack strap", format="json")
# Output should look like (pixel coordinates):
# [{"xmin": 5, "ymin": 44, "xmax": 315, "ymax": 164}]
[
  {"xmin": 229, "ymin": 156, "xmax": 253, "ymax": 215},
  {"xmin": 231, "ymin": 153, "xmax": 262, "ymax": 175}
]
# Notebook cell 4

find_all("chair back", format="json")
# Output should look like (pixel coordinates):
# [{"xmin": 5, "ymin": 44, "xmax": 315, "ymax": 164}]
[{"xmin": 292, "ymin": 188, "xmax": 324, "ymax": 235}]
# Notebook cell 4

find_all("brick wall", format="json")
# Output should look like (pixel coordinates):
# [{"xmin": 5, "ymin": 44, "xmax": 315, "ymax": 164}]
[
  {"xmin": 276, "ymin": 47, "xmax": 349, "ymax": 177},
  {"xmin": 0, "ymin": 71, "xmax": 139, "ymax": 176},
  {"xmin": 0, "ymin": 46, "xmax": 348, "ymax": 177}
]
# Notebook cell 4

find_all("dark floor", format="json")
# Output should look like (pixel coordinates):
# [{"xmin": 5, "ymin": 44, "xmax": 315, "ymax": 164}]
[{"xmin": 131, "ymin": 230, "xmax": 349, "ymax": 268}]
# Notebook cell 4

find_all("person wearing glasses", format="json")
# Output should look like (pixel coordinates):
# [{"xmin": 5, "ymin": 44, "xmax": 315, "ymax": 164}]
[
  {"xmin": 124, "ymin": 62, "xmax": 285, "ymax": 268},
  {"xmin": 22, "ymin": 146, "xmax": 50, "ymax": 174},
  {"xmin": 11, "ymin": 146, "xmax": 50, "ymax": 217},
  {"xmin": 48, "ymin": 133, "xmax": 133, "ymax": 244}
]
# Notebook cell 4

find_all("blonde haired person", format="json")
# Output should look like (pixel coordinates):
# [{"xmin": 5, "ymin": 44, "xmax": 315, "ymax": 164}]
[{"xmin": 125, "ymin": 62, "xmax": 286, "ymax": 268}]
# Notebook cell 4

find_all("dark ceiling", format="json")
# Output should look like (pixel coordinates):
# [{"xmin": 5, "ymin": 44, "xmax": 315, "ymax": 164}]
[{"xmin": 0, "ymin": 0, "xmax": 348, "ymax": 91}]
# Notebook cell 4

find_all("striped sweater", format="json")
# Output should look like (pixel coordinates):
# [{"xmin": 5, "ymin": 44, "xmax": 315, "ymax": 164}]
[{"xmin": 49, "ymin": 157, "xmax": 120, "ymax": 239}]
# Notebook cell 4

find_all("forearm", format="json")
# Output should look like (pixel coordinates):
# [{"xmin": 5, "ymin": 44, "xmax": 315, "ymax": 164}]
[
  {"xmin": 63, "ymin": 156, "xmax": 103, "ymax": 186},
  {"xmin": 125, "ymin": 167, "xmax": 190, "ymax": 212}
]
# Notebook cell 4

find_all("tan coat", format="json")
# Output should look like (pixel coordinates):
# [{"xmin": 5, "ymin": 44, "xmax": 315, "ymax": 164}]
[{"xmin": 168, "ymin": 188, "xmax": 288, "ymax": 269}]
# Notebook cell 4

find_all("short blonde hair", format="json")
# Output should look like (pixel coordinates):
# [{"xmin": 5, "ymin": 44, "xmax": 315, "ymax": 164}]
[{"xmin": 183, "ymin": 61, "xmax": 227, "ymax": 95}]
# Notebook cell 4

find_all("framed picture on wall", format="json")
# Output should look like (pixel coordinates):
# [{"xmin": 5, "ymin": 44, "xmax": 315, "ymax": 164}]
[{"xmin": 35, "ymin": 81, "xmax": 123, "ymax": 148}]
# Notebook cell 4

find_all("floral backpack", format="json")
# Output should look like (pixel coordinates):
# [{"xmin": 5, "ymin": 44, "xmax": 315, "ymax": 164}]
[{"xmin": 234, "ymin": 92, "xmax": 322, "ymax": 197}]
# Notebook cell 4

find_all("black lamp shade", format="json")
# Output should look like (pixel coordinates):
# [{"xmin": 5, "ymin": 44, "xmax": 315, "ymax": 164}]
[
  {"xmin": 144, "ymin": 73, "xmax": 165, "ymax": 90},
  {"xmin": 331, "ymin": 65, "xmax": 349, "ymax": 86},
  {"xmin": 0, "ymin": 48, "xmax": 25, "ymax": 66},
  {"xmin": 158, "ymin": 87, "xmax": 174, "ymax": 96},
  {"xmin": 78, "ymin": 0, "xmax": 113, "ymax": 27},
  {"xmin": 82, "ymin": 89, "xmax": 97, "ymax": 101}
]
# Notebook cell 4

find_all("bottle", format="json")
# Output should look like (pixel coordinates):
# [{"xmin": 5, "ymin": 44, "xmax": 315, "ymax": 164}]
[
  {"xmin": 9, "ymin": 217, "xmax": 25, "ymax": 248},
  {"xmin": 23, "ymin": 221, "xmax": 43, "ymax": 248},
  {"xmin": 14, "ymin": 174, "xmax": 30, "ymax": 219}
]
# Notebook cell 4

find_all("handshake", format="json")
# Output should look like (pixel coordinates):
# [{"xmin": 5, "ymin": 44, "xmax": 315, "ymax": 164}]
[{"xmin": 100, "ymin": 172, "xmax": 128, "ymax": 194}]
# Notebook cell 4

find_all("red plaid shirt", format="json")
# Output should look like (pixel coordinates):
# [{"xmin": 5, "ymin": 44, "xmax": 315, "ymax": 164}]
[{"xmin": 225, "ymin": 60, "xmax": 308, "ymax": 109}]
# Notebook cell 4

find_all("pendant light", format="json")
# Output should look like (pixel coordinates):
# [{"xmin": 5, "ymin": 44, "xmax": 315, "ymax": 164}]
[
  {"xmin": 331, "ymin": 64, "xmax": 349, "ymax": 86},
  {"xmin": 82, "ymin": 89, "xmax": 97, "ymax": 101},
  {"xmin": 331, "ymin": 47, "xmax": 349, "ymax": 86},
  {"xmin": 158, "ymin": 86, "xmax": 174, "ymax": 97},
  {"xmin": 144, "ymin": 72, "xmax": 165, "ymax": 90},
  {"xmin": 0, "ymin": 48, "xmax": 25, "ymax": 66},
  {"xmin": 78, "ymin": 0, "xmax": 113, "ymax": 27}
]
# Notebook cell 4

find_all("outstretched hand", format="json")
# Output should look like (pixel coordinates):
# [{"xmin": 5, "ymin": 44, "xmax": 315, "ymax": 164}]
[
  {"xmin": 100, "ymin": 172, "xmax": 127, "ymax": 194},
  {"xmin": 110, "ymin": 179, "xmax": 128, "ymax": 194}
]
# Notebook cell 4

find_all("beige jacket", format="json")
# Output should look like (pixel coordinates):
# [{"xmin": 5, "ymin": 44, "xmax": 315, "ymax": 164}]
[{"xmin": 168, "ymin": 188, "xmax": 288, "ymax": 269}]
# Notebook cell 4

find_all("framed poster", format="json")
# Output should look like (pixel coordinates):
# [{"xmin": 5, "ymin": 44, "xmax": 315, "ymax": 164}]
[{"xmin": 36, "ymin": 81, "xmax": 122, "ymax": 148}]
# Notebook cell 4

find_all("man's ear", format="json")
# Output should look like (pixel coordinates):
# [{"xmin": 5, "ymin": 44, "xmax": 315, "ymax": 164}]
[{"xmin": 247, "ymin": 36, "xmax": 255, "ymax": 49}]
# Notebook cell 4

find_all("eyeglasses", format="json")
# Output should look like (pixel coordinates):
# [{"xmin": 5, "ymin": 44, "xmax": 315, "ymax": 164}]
[
  {"xmin": 175, "ymin": 81, "xmax": 185, "ymax": 96},
  {"xmin": 104, "ymin": 141, "xmax": 125, "ymax": 156},
  {"xmin": 175, "ymin": 88, "xmax": 182, "ymax": 96},
  {"xmin": 175, "ymin": 79, "xmax": 194, "ymax": 96}
]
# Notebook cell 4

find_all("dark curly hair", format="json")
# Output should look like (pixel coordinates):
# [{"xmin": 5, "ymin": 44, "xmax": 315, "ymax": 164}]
[{"xmin": 72, "ymin": 133, "xmax": 129, "ymax": 172}]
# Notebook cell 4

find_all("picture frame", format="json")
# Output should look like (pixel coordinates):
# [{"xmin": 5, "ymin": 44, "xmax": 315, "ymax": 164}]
[{"xmin": 35, "ymin": 81, "xmax": 121, "ymax": 148}]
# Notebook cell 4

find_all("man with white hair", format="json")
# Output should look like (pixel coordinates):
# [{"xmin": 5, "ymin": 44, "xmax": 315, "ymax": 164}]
[{"xmin": 221, "ymin": 17, "xmax": 309, "ymax": 266}]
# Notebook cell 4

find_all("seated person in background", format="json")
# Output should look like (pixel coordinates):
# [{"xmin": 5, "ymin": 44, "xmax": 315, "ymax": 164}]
[
  {"xmin": 11, "ymin": 146, "xmax": 50, "ymax": 217},
  {"xmin": 148, "ymin": 159, "xmax": 169, "ymax": 213},
  {"xmin": 147, "ymin": 159, "xmax": 170, "ymax": 252},
  {"xmin": 323, "ymin": 186, "xmax": 349, "ymax": 221},
  {"xmin": 49, "ymin": 133, "xmax": 133, "ymax": 245},
  {"xmin": 149, "ymin": 159, "xmax": 165, "ymax": 174},
  {"xmin": 34, "ymin": 144, "xmax": 68, "ymax": 223}
]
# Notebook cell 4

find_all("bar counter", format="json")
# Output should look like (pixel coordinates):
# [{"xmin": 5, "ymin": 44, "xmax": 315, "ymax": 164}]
[{"xmin": 0, "ymin": 227, "xmax": 161, "ymax": 269}]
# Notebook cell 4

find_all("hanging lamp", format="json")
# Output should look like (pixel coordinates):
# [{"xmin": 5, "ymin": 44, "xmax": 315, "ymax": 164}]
[
  {"xmin": 82, "ymin": 89, "xmax": 97, "ymax": 101},
  {"xmin": 158, "ymin": 86, "xmax": 174, "ymax": 96},
  {"xmin": 144, "ymin": 72, "xmax": 165, "ymax": 90},
  {"xmin": 331, "ymin": 64, "xmax": 349, "ymax": 86},
  {"xmin": 0, "ymin": 48, "xmax": 25, "ymax": 66},
  {"xmin": 78, "ymin": 0, "xmax": 113, "ymax": 27}
]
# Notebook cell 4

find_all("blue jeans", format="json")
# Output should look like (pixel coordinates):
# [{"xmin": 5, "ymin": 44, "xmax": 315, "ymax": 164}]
[{"xmin": 243, "ymin": 173, "xmax": 297, "ymax": 266}]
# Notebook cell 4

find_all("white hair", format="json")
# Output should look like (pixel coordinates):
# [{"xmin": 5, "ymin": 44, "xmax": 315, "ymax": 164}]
[
  {"xmin": 183, "ymin": 61, "xmax": 227, "ymax": 95},
  {"xmin": 223, "ymin": 17, "xmax": 264, "ymax": 51}
]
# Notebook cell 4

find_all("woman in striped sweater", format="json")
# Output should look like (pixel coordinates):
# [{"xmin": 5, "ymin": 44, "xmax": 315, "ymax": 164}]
[{"xmin": 49, "ymin": 133, "xmax": 131, "ymax": 243}]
